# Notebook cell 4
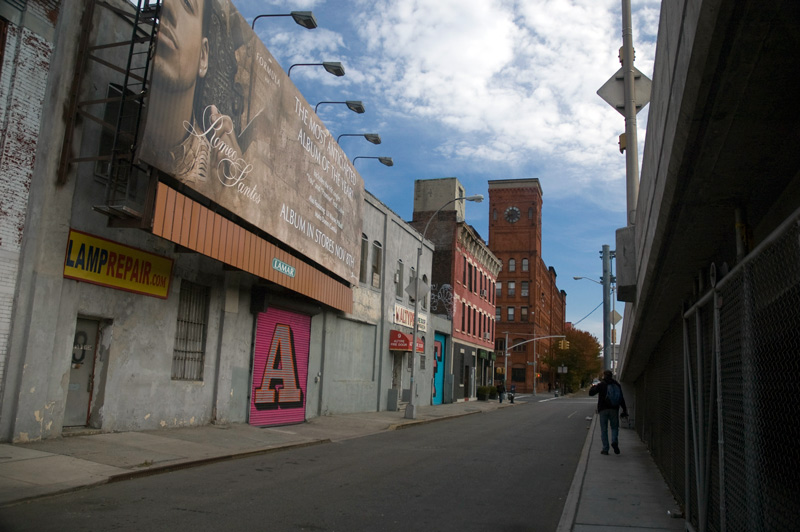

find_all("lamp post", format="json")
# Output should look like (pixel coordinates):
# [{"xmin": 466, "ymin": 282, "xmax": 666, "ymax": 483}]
[
  {"xmin": 406, "ymin": 194, "xmax": 483, "ymax": 419},
  {"xmin": 337, "ymin": 133, "xmax": 381, "ymax": 145},
  {"xmin": 288, "ymin": 62, "xmax": 345, "ymax": 77},
  {"xmin": 315, "ymin": 100, "xmax": 364, "ymax": 114},
  {"xmin": 251, "ymin": 11, "xmax": 317, "ymax": 30},
  {"xmin": 352, "ymin": 156, "xmax": 393, "ymax": 167}
]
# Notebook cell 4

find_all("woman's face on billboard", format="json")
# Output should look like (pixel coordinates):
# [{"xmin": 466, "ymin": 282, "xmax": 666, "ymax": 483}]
[{"xmin": 154, "ymin": 0, "xmax": 209, "ymax": 92}]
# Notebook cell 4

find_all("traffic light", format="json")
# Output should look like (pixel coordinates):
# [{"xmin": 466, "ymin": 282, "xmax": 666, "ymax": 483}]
[{"xmin": 558, "ymin": 339, "xmax": 570, "ymax": 350}]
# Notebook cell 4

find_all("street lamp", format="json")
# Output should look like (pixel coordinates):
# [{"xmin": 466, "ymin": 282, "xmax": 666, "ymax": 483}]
[
  {"xmin": 353, "ymin": 156, "xmax": 393, "ymax": 167},
  {"xmin": 406, "ymin": 194, "xmax": 483, "ymax": 419},
  {"xmin": 315, "ymin": 100, "xmax": 364, "ymax": 114},
  {"xmin": 251, "ymin": 12, "xmax": 318, "ymax": 30},
  {"xmin": 337, "ymin": 133, "xmax": 381, "ymax": 145},
  {"xmin": 288, "ymin": 62, "xmax": 345, "ymax": 77}
]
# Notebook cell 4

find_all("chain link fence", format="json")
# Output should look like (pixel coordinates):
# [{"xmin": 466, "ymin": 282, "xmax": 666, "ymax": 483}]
[{"xmin": 635, "ymin": 213, "xmax": 800, "ymax": 532}]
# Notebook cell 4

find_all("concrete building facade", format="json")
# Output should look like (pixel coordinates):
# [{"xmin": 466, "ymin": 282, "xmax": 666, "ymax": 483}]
[{"xmin": 0, "ymin": 0, "xmax": 437, "ymax": 442}]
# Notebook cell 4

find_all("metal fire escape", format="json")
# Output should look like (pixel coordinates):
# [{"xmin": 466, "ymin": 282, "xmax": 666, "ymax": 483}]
[{"xmin": 58, "ymin": 0, "xmax": 161, "ymax": 226}]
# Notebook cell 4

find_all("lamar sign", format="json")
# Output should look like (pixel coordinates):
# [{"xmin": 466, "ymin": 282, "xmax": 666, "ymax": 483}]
[{"xmin": 139, "ymin": 0, "xmax": 363, "ymax": 284}]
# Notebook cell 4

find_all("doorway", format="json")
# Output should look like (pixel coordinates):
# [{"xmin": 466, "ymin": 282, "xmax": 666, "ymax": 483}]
[{"xmin": 64, "ymin": 318, "xmax": 101, "ymax": 427}]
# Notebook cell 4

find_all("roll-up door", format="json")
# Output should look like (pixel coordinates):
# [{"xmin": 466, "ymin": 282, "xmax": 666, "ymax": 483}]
[{"xmin": 249, "ymin": 308, "xmax": 311, "ymax": 426}]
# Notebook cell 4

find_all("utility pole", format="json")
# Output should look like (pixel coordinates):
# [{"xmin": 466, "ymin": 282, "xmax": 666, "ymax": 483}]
[
  {"xmin": 602, "ymin": 245, "xmax": 612, "ymax": 371},
  {"xmin": 621, "ymin": 0, "xmax": 639, "ymax": 226}
]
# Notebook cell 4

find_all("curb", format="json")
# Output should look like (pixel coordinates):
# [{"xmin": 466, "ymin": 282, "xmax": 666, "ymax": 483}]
[
  {"xmin": 556, "ymin": 411, "xmax": 596, "ymax": 532},
  {"xmin": 0, "ymin": 439, "xmax": 330, "ymax": 509}
]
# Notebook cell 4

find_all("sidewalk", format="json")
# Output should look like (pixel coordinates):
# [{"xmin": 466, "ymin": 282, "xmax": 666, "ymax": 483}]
[
  {"xmin": 558, "ymin": 412, "xmax": 684, "ymax": 532},
  {"xmin": 0, "ymin": 395, "xmax": 684, "ymax": 531}
]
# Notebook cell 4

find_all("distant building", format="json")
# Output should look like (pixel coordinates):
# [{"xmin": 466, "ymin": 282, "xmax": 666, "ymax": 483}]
[
  {"xmin": 411, "ymin": 178, "xmax": 500, "ymax": 402},
  {"xmin": 488, "ymin": 179, "xmax": 566, "ymax": 393}
]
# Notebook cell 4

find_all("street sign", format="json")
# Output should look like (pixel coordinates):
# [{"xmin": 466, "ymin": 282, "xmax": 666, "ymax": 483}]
[
  {"xmin": 597, "ymin": 66, "xmax": 651, "ymax": 116},
  {"xmin": 405, "ymin": 277, "xmax": 430, "ymax": 299}
]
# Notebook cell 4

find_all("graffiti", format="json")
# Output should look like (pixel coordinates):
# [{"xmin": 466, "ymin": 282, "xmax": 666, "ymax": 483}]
[
  {"xmin": 254, "ymin": 323, "xmax": 304, "ymax": 410},
  {"xmin": 430, "ymin": 283, "xmax": 454, "ymax": 319}
]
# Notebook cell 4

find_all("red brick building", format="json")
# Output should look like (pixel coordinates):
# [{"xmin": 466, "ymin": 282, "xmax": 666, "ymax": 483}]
[
  {"xmin": 411, "ymin": 178, "xmax": 501, "ymax": 401},
  {"xmin": 488, "ymin": 179, "xmax": 566, "ymax": 393}
]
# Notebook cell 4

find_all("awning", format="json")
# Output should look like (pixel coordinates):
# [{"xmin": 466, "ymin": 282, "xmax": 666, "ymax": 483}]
[{"xmin": 389, "ymin": 330, "xmax": 424, "ymax": 353}]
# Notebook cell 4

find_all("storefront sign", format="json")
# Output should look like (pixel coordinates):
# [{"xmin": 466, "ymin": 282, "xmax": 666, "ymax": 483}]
[
  {"xmin": 393, "ymin": 303, "xmax": 427, "ymax": 332},
  {"xmin": 63, "ymin": 229, "xmax": 173, "ymax": 299},
  {"xmin": 389, "ymin": 330, "xmax": 424, "ymax": 353}
]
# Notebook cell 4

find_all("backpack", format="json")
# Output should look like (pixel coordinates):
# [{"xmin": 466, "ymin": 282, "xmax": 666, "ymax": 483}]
[{"xmin": 605, "ymin": 382, "xmax": 621, "ymax": 407}]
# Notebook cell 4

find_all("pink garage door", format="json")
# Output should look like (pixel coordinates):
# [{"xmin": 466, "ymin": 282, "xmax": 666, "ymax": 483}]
[{"xmin": 249, "ymin": 308, "xmax": 311, "ymax": 426}]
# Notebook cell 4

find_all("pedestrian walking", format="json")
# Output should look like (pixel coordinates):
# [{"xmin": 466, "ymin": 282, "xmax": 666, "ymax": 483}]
[
  {"xmin": 497, "ymin": 382, "xmax": 505, "ymax": 403},
  {"xmin": 589, "ymin": 370, "xmax": 629, "ymax": 455}
]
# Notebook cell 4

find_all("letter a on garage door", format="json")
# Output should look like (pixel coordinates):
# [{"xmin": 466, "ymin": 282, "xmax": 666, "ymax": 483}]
[{"xmin": 249, "ymin": 308, "xmax": 311, "ymax": 426}]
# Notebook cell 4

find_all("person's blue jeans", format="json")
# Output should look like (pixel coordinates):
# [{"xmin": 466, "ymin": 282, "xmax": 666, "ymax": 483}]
[{"xmin": 598, "ymin": 408, "xmax": 619, "ymax": 451}]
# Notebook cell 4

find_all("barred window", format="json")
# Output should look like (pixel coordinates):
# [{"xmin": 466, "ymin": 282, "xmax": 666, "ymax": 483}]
[{"xmin": 172, "ymin": 280, "xmax": 210, "ymax": 381}]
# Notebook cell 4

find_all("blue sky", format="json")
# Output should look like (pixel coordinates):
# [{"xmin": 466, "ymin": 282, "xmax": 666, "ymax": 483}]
[{"xmin": 234, "ymin": 0, "xmax": 661, "ymax": 345}]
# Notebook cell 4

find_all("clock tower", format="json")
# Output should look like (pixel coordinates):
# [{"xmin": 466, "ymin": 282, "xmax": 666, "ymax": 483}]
[
  {"xmin": 489, "ymin": 179, "xmax": 543, "ymax": 257},
  {"xmin": 488, "ymin": 178, "xmax": 565, "ymax": 395}
]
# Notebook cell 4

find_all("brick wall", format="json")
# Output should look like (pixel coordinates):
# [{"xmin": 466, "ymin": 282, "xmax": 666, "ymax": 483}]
[{"xmin": 0, "ymin": 2, "xmax": 58, "ymax": 399}]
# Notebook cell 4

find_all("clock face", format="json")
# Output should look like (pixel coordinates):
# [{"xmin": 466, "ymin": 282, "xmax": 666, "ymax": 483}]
[{"xmin": 504, "ymin": 206, "xmax": 521, "ymax": 223}]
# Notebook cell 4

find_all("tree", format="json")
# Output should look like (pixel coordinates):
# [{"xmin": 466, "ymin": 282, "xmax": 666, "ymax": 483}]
[{"xmin": 553, "ymin": 328, "xmax": 602, "ymax": 391}]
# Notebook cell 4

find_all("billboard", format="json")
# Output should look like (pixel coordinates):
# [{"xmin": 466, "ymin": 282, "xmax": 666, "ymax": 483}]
[{"xmin": 138, "ymin": 0, "xmax": 363, "ymax": 284}]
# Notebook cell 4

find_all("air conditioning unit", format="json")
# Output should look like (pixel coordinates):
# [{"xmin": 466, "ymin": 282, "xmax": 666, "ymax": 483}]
[
  {"xmin": 483, "ymin": 332, "xmax": 491, "ymax": 340},
  {"xmin": 480, "ymin": 289, "xmax": 487, "ymax": 297}
]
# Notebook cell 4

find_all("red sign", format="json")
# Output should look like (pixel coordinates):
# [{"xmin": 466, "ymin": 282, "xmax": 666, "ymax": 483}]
[{"xmin": 389, "ymin": 330, "xmax": 424, "ymax": 353}]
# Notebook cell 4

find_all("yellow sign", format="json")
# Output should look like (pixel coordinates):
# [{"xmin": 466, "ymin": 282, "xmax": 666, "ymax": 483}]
[{"xmin": 63, "ymin": 229, "xmax": 173, "ymax": 299}]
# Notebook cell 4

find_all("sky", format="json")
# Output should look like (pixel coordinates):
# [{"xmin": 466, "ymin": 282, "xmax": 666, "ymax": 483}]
[{"xmin": 234, "ymin": 0, "xmax": 662, "ymax": 345}]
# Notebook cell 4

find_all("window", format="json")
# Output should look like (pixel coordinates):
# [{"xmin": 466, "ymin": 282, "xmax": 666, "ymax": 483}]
[
  {"xmin": 508, "ymin": 281, "xmax": 516, "ymax": 297},
  {"xmin": 496, "ymin": 306, "xmax": 501, "ymax": 321},
  {"xmin": 521, "ymin": 306, "xmax": 528, "ymax": 322},
  {"xmin": 522, "ymin": 258, "xmax": 529, "ymax": 272},
  {"xmin": 396, "ymin": 260, "xmax": 404, "ymax": 298},
  {"xmin": 371, "ymin": 241, "xmax": 383, "ymax": 288},
  {"xmin": 462, "ymin": 256, "xmax": 467, "ymax": 284},
  {"xmin": 513, "ymin": 339, "xmax": 526, "ymax": 352},
  {"xmin": 496, "ymin": 281, "xmax": 502, "ymax": 298},
  {"xmin": 528, "ymin": 207, "xmax": 534, "ymax": 220},
  {"xmin": 420, "ymin": 355, "xmax": 426, "ymax": 371},
  {"xmin": 496, "ymin": 338, "xmax": 505, "ymax": 352},
  {"xmin": 512, "ymin": 367, "xmax": 526, "ymax": 382},
  {"xmin": 422, "ymin": 274, "xmax": 428, "ymax": 310},
  {"xmin": 468, "ymin": 263, "xmax": 473, "ymax": 293},
  {"xmin": 492, "ymin": 209, "xmax": 498, "ymax": 221},
  {"xmin": 508, "ymin": 259, "xmax": 516, "ymax": 272},
  {"xmin": 507, "ymin": 307, "xmax": 515, "ymax": 322},
  {"xmin": 462, "ymin": 302, "xmax": 466, "ymax": 331},
  {"xmin": 521, "ymin": 281, "xmax": 529, "ymax": 297},
  {"xmin": 359, "ymin": 234, "xmax": 369, "ymax": 283},
  {"xmin": 172, "ymin": 280, "xmax": 210, "ymax": 381}
]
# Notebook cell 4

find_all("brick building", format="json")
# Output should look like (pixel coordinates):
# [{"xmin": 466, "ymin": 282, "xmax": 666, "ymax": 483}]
[
  {"xmin": 488, "ymin": 179, "xmax": 566, "ymax": 393},
  {"xmin": 411, "ymin": 178, "xmax": 500, "ymax": 402}
]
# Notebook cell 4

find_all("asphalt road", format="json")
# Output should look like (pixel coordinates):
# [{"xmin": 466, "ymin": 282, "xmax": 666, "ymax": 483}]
[{"xmin": 0, "ymin": 395, "xmax": 596, "ymax": 532}]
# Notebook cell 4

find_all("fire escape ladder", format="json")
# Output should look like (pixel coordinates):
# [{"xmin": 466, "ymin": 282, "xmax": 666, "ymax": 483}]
[{"xmin": 60, "ymin": 0, "xmax": 162, "ymax": 225}]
